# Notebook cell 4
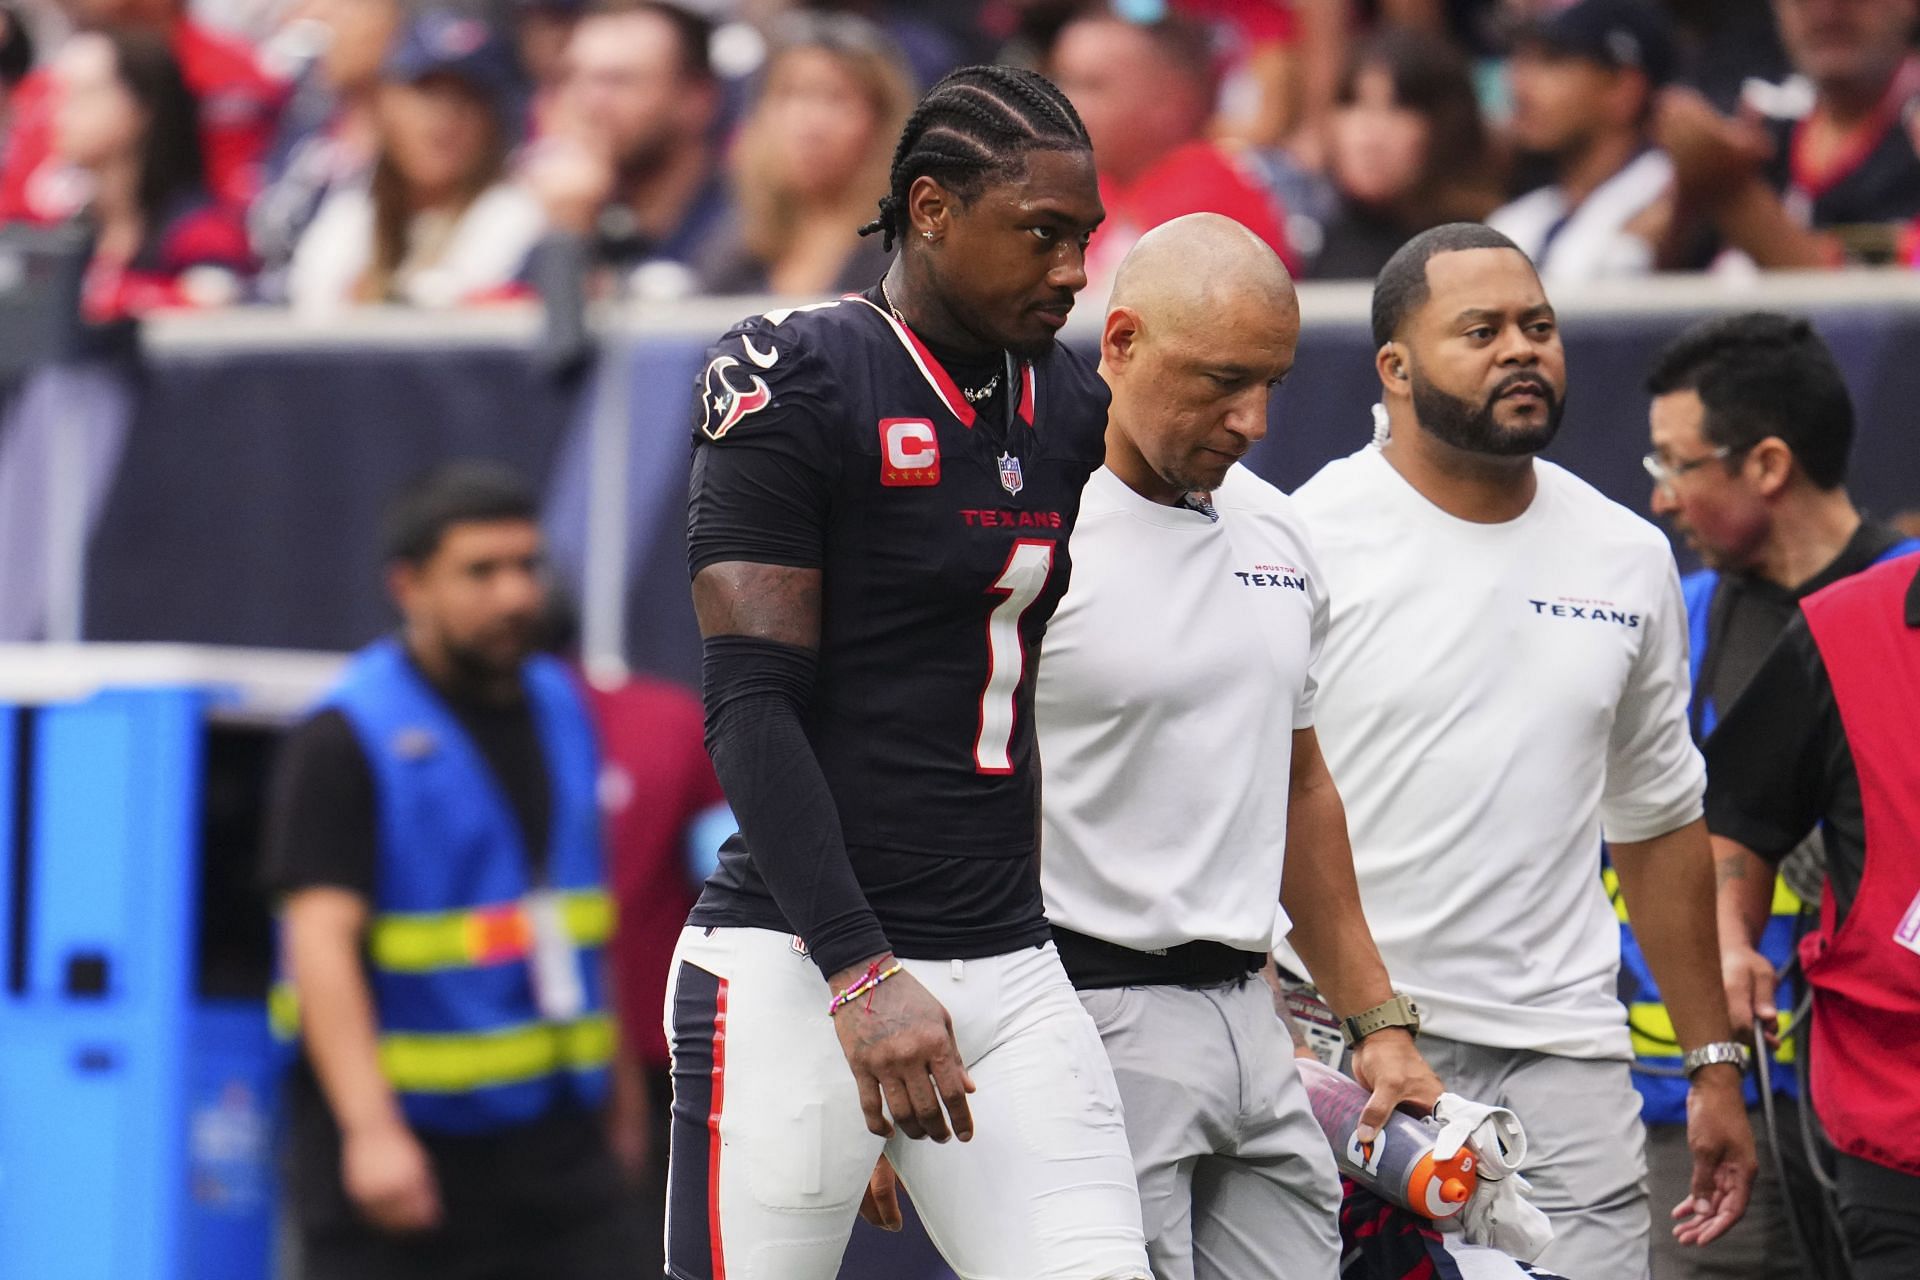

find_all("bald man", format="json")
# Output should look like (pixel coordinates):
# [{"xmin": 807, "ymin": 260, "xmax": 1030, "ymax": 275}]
[{"xmin": 1033, "ymin": 213, "xmax": 1444, "ymax": 1279}]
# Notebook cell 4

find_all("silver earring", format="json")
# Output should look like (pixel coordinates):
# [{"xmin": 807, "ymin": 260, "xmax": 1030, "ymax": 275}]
[{"xmin": 923, "ymin": 231, "xmax": 936, "ymax": 242}]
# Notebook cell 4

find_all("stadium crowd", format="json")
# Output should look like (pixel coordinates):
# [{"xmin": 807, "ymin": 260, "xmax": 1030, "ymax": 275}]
[{"xmin": 1, "ymin": 0, "xmax": 1918, "ymax": 324}]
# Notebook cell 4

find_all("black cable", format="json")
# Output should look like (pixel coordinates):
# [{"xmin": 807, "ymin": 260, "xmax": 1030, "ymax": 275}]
[{"xmin": 1754, "ymin": 1020, "xmax": 1836, "ymax": 1280}]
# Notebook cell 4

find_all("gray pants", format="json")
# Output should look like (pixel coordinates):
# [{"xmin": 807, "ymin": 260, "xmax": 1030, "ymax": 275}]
[
  {"xmin": 1419, "ymin": 1036, "xmax": 1650, "ymax": 1280},
  {"xmin": 1078, "ymin": 977, "xmax": 1341, "ymax": 1280}
]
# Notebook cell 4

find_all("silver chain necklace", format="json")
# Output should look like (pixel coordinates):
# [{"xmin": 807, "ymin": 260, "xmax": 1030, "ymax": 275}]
[{"xmin": 881, "ymin": 279, "xmax": 1003, "ymax": 405}]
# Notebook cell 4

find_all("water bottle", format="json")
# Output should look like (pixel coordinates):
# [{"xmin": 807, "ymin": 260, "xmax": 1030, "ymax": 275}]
[{"xmin": 1296, "ymin": 1057, "xmax": 1478, "ymax": 1219}]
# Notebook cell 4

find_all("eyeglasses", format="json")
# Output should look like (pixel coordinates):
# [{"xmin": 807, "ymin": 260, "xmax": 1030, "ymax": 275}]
[{"xmin": 1641, "ymin": 445, "xmax": 1738, "ymax": 494}]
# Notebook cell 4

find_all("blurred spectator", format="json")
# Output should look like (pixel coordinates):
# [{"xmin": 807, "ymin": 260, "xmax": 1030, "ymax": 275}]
[
  {"xmin": 1174, "ymin": 0, "xmax": 1302, "ymax": 149},
  {"xmin": 1311, "ymin": 26, "xmax": 1499, "ymax": 278},
  {"xmin": 698, "ymin": 12, "xmax": 912, "ymax": 295},
  {"xmin": 288, "ymin": 11, "xmax": 543, "ymax": 314},
  {"xmin": 266, "ymin": 462, "xmax": 644, "ymax": 1280},
  {"xmin": 0, "ymin": 4, "xmax": 33, "ymax": 125},
  {"xmin": 522, "ymin": 2, "xmax": 725, "ymax": 301},
  {"xmin": 1050, "ymin": 9, "xmax": 1296, "ymax": 294},
  {"xmin": 1660, "ymin": 0, "xmax": 1920, "ymax": 267},
  {"xmin": 1667, "ymin": 0, "xmax": 1790, "ymax": 112},
  {"xmin": 512, "ymin": 0, "xmax": 584, "ymax": 139},
  {"xmin": 44, "ymin": 27, "xmax": 252, "ymax": 322},
  {"xmin": 250, "ymin": 0, "xmax": 403, "ymax": 301},
  {"xmin": 797, "ymin": 0, "xmax": 971, "ymax": 91},
  {"xmin": 0, "ymin": 0, "xmax": 283, "ymax": 221},
  {"xmin": 1486, "ymin": 0, "xmax": 1676, "ymax": 280}
]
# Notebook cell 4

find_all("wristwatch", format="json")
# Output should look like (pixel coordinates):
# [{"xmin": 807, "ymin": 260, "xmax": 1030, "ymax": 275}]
[
  {"xmin": 1682, "ymin": 1041, "xmax": 1750, "ymax": 1078},
  {"xmin": 1341, "ymin": 993, "xmax": 1422, "ymax": 1046}
]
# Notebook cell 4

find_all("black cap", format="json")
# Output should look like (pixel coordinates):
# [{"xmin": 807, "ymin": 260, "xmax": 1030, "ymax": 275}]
[{"xmin": 1523, "ymin": 0, "xmax": 1676, "ymax": 87}]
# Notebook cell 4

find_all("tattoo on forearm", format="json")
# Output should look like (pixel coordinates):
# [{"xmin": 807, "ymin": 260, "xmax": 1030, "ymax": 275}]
[{"xmin": 1715, "ymin": 856, "xmax": 1748, "ymax": 887}]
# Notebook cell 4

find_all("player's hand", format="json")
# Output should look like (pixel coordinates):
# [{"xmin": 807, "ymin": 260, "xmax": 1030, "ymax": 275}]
[
  {"xmin": 1350, "ymin": 1028, "xmax": 1444, "ymax": 1141},
  {"xmin": 857, "ymin": 1156, "xmax": 904, "ymax": 1231},
  {"xmin": 1721, "ymin": 943, "xmax": 1779, "ymax": 1048},
  {"xmin": 1671, "ymin": 1065, "xmax": 1756, "ymax": 1246},
  {"xmin": 342, "ymin": 1119, "xmax": 442, "ymax": 1234},
  {"xmin": 829, "ymin": 955, "xmax": 976, "ymax": 1143}
]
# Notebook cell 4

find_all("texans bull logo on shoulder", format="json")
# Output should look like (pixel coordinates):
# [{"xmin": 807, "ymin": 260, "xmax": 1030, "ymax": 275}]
[{"xmin": 698, "ymin": 354, "xmax": 774, "ymax": 441}]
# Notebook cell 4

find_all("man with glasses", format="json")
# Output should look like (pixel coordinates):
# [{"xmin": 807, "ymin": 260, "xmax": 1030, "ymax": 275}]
[{"xmin": 1622, "ymin": 311, "xmax": 1918, "ymax": 1280}]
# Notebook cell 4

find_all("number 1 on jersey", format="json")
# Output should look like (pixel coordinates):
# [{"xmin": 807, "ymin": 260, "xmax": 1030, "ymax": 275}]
[{"xmin": 975, "ymin": 539, "xmax": 1056, "ymax": 774}]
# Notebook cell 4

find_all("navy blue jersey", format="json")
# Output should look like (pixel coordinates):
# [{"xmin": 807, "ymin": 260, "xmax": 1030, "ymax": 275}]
[{"xmin": 686, "ymin": 289, "xmax": 1110, "ymax": 960}]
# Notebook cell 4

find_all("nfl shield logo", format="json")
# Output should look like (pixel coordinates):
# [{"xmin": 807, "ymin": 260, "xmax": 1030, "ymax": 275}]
[{"xmin": 997, "ymin": 451, "xmax": 1024, "ymax": 496}]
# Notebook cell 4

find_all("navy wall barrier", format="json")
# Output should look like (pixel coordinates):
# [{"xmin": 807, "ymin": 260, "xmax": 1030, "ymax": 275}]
[{"xmin": 33, "ymin": 276, "xmax": 1920, "ymax": 684}]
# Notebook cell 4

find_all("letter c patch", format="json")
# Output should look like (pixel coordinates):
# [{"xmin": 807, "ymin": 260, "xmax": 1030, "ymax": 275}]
[{"xmin": 880, "ymin": 418, "xmax": 941, "ymax": 487}]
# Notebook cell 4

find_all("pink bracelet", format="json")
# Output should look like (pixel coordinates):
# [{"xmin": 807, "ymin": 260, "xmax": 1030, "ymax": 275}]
[{"xmin": 829, "ymin": 960, "xmax": 903, "ymax": 1016}]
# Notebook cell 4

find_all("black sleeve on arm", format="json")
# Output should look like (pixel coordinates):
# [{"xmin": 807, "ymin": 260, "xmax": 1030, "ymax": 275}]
[
  {"xmin": 261, "ymin": 709, "xmax": 378, "ymax": 901},
  {"xmin": 1702, "ymin": 616, "xmax": 1833, "ymax": 863},
  {"xmin": 702, "ymin": 636, "xmax": 890, "ymax": 977}
]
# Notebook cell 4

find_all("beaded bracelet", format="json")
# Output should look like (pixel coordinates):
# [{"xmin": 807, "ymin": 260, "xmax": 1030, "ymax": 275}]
[{"xmin": 829, "ymin": 960, "xmax": 904, "ymax": 1016}]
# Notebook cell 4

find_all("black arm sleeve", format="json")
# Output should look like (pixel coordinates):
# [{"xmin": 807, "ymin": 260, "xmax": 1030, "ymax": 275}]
[
  {"xmin": 1702, "ymin": 616, "xmax": 1836, "ymax": 863},
  {"xmin": 261, "ymin": 709, "xmax": 378, "ymax": 901},
  {"xmin": 702, "ymin": 635, "xmax": 890, "ymax": 976}
]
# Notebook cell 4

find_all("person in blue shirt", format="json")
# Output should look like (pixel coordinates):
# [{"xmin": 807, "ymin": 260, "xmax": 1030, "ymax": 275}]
[{"xmin": 1621, "ymin": 312, "xmax": 1919, "ymax": 1280}]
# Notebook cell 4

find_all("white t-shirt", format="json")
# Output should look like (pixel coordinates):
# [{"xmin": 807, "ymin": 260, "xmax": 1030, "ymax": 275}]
[
  {"xmin": 288, "ymin": 182, "xmax": 546, "ymax": 316},
  {"xmin": 1486, "ymin": 149, "xmax": 1672, "ymax": 282},
  {"xmin": 1279, "ymin": 446, "xmax": 1703, "ymax": 1060},
  {"xmin": 1037, "ymin": 464, "xmax": 1327, "ymax": 954}
]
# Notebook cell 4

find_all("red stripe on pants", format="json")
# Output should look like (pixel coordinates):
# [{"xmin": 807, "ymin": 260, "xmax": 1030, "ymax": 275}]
[{"xmin": 708, "ymin": 979, "xmax": 729, "ymax": 1279}]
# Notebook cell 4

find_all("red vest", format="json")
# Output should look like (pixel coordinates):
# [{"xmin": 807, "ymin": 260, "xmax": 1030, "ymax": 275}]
[{"xmin": 1799, "ymin": 553, "xmax": 1920, "ymax": 1177}]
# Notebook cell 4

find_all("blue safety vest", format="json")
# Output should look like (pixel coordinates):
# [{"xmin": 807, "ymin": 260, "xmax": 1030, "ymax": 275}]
[
  {"xmin": 1616, "ymin": 539, "xmax": 1920, "ymax": 1125},
  {"xmin": 275, "ymin": 639, "xmax": 615, "ymax": 1135}
]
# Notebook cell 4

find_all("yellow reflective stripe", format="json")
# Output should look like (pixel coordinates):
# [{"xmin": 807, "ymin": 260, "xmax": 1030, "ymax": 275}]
[
  {"xmin": 561, "ymin": 891, "xmax": 616, "ymax": 948},
  {"xmin": 369, "ymin": 912, "xmax": 479, "ymax": 972},
  {"xmin": 1772, "ymin": 877, "xmax": 1802, "ymax": 915},
  {"xmin": 379, "ymin": 1014, "xmax": 616, "ymax": 1094},
  {"xmin": 368, "ymin": 888, "xmax": 615, "ymax": 974},
  {"xmin": 1608, "ymin": 865, "xmax": 1801, "ymax": 926},
  {"xmin": 269, "ymin": 981, "xmax": 300, "ymax": 1040},
  {"xmin": 1628, "ymin": 1002, "xmax": 1793, "ymax": 1063}
]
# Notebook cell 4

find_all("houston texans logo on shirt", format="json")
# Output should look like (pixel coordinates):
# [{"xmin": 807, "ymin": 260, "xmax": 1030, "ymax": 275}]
[
  {"xmin": 1234, "ymin": 563, "xmax": 1307, "ymax": 591},
  {"xmin": 1528, "ymin": 597, "xmax": 1642, "ymax": 628},
  {"xmin": 698, "ymin": 354, "xmax": 774, "ymax": 441}
]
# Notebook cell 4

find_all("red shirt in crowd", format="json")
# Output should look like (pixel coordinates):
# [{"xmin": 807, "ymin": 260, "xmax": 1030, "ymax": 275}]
[
  {"xmin": 0, "ymin": 18, "xmax": 284, "ymax": 224},
  {"xmin": 1086, "ymin": 139, "xmax": 1298, "ymax": 284},
  {"xmin": 80, "ymin": 192, "xmax": 253, "ymax": 323},
  {"xmin": 586, "ymin": 675, "xmax": 725, "ymax": 1070}
]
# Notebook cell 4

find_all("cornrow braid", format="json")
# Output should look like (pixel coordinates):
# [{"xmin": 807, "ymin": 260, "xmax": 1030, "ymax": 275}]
[{"xmin": 859, "ymin": 64, "xmax": 1091, "ymax": 252}]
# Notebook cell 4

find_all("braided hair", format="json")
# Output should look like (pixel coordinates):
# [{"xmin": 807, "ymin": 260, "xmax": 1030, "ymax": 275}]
[{"xmin": 858, "ymin": 65, "xmax": 1091, "ymax": 252}]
